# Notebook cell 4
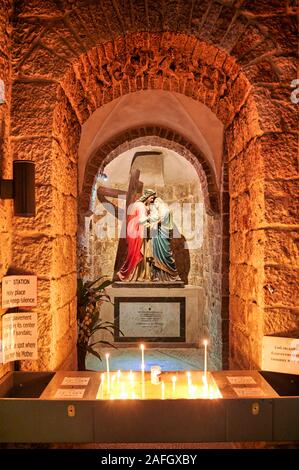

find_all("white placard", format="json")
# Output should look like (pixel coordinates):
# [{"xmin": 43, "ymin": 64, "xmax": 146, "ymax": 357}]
[
  {"xmin": 1, "ymin": 312, "xmax": 38, "ymax": 364},
  {"xmin": 61, "ymin": 377, "xmax": 90, "ymax": 386},
  {"xmin": 54, "ymin": 388, "xmax": 85, "ymax": 399},
  {"xmin": 262, "ymin": 336, "xmax": 299, "ymax": 375},
  {"xmin": 227, "ymin": 376, "xmax": 256, "ymax": 385},
  {"xmin": 2, "ymin": 275, "xmax": 37, "ymax": 308},
  {"xmin": 233, "ymin": 387, "xmax": 265, "ymax": 397}
]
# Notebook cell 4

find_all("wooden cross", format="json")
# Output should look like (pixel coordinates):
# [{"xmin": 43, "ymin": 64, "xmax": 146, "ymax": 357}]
[{"xmin": 97, "ymin": 168, "xmax": 143, "ymax": 278}]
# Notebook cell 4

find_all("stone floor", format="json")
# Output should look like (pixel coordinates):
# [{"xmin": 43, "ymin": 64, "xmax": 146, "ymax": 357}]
[{"xmin": 86, "ymin": 347, "xmax": 218, "ymax": 372}]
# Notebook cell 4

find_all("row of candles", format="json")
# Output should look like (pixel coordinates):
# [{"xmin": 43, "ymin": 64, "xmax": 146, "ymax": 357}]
[
  {"xmin": 102, "ymin": 339, "xmax": 210, "ymax": 399},
  {"xmin": 105, "ymin": 340, "xmax": 208, "ymax": 378},
  {"xmin": 99, "ymin": 369, "xmax": 219, "ymax": 400}
]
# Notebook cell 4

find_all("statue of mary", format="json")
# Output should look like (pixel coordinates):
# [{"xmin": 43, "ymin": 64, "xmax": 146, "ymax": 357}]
[
  {"xmin": 148, "ymin": 194, "xmax": 181, "ymax": 282},
  {"xmin": 116, "ymin": 189, "xmax": 181, "ymax": 283}
]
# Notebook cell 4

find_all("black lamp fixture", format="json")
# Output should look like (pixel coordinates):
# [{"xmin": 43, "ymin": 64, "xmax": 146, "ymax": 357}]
[{"xmin": 0, "ymin": 160, "xmax": 35, "ymax": 217}]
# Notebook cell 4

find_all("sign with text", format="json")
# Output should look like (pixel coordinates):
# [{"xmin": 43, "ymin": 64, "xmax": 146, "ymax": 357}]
[
  {"xmin": 2, "ymin": 312, "xmax": 38, "ymax": 364},
  {"xmin": 114, "ymin": 297, "xmax": 185, "ymax": 342},
  {"xmin": 262, "ymin": 336, "xmax": 299, "ymax": 375},
  {"xmin": 2, "ymin": 275, "xmax": 37, "ymax": 308},
  {"xmin": 54, "ymin": 388, "xmax": 85, "ymax": 399}
]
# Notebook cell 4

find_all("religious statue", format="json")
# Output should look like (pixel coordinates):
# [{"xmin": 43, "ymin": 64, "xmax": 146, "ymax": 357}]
[{"xmin": 116, "ymin": 189, "xmax": 181, "ymax": 283}]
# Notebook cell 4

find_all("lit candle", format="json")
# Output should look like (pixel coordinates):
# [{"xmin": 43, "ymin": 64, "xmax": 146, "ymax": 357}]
[
  {"xmin": 140, "ymin": 343, "xmax": 145, "ymax": 371},
  {"xmin": 120, "ymin": 383, "xmax": 128, "ymax": 399},
  {"xmin": 186, "ymin": 371, "xmax": 192, "ymax": 386},
  {"xmin": 100, "ymin": 373, "xmax": 105, "ymax": 400},
  {"xmin": 203, "ymin": 339, "xmax": 208, "ymax": 383},
  {"xmin": 161, "ymin": 381, "xmax": 165, "ymax": 400},
  {"xmin": 189, "ymin": 384, "xmax": 196, "ymax": 398},
  {"xmin": 105, "ymin": 352, "xmax": 110, "ymax": 393},
  {"xmin": 129, "ymin": 370, "xmax": 135, "ymax": 388},
  {"xmin": 117, "ymin": 369, "xmax": 121, "ymax": 385},
  {"xmin": 140, "ymin": 344, "xmax": 145, "ymax": 399},
  {"xmin": 172, "ymin": 376, "xmax": 177, "ymax": 396}
]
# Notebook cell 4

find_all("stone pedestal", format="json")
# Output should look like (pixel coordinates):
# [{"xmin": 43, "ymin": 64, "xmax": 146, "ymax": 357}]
[{"xmin": 99, "ymin": 285, "xmax": 204, "ymax": 346}]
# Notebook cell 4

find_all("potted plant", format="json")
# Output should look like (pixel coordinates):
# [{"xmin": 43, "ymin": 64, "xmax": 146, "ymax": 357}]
[{"xmin": 77, "ymin": 276, "xmax": 118, "ymax": 370}]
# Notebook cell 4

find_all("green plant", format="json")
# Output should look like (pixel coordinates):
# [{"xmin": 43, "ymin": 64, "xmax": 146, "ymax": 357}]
[{"xmin": 77, "ymin": 276, "xmax": 118, "ymax": 370}]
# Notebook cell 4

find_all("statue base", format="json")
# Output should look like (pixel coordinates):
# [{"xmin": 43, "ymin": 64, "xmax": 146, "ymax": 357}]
[{"xmin": 99, "ymin": 285, "xmax": 204, "ymax": 345}]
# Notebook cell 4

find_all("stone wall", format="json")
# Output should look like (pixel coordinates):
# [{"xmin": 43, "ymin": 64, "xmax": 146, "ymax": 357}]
[
  {"xmin": 8, "ymin": 77, "xmax": 79, "ymax": 372},
  {"xmin": 0, "ymin": 0, "xmax": 13, "ymax": 379}
]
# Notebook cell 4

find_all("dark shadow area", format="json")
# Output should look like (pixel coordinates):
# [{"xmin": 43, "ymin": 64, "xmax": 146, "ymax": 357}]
[
  {"xmin": 260, "ymin": 371, "xmax": 299, "ymax": 397},
  {"xmin": 0, "ymin": 372, "xmax": 55, "ymax": 398}
]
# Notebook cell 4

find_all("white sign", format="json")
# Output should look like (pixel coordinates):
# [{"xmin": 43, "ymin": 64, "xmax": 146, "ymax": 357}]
[
  {"xmin": 2, "ymin": 275, "xmax": 37, "ymax": 308},
  {"xmin": 1, "ymin": 312, "xmax": 38, "ymax": 364},
  {"xmin": 61, "ymin": 377, "xmax": 90, "ymax": 386},
  {"xmin": 54, "ymin": 388, "xmax": 85, "ymax": 399},
  {"xmin": 227, "ymin": 376, "xmax": 256, "ymax": 385},
  {"xmin": 262, "ymin": 336, "xmax": 299, "ymax": 375},
  {"xmin": 233, "ymin": 387, "xmax": 265, "ymax": 397}
]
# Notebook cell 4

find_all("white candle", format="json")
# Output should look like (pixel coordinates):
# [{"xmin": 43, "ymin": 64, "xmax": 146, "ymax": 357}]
[
  {"xmin": 129, "ymin": 370, "xmax": 135, "ymax": 387},
  {"xmin": 140, "ymin": 344, "xmax": 145, "ymax": 399},
  {"xmin": 203, "ymin": 339, "xmax": 208, "ymax": 382},
  {"xmin": 172, "ymin": 376, "xmax": 177, "ymax": 396},
  {"xmin": 100, "ymin": 373, "xmax": 105, "ymax": 400},
  {"xmin": 105, "ymin": 353, "xmax": 110, "ymax": 393},
  {"xmin": 117, "ymin": 369, "xmax": 121, "ymax": 385},
  {"xmin": 140, "ymin": 343, "xmax": 145, "ymax": 371},
  {"xmin": 105, "ymin": 352, "xmax": 110, "ymax": 373},
  {"xmin": 186, "ymin": 371, "xmax": 192, "ymax": 386},
  {"xmin": 161, "ymin": 381, "xmax": 165, "ymax": 400}
]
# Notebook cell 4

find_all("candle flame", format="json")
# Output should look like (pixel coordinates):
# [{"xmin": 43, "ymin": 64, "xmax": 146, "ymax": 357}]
[
  {"xmin": 203, "ymin": 339, "xmax": 208, "ymax": 346},
  {"xmin": 140, "ymin": 343, "xmax": 145, "ymax": 350}
]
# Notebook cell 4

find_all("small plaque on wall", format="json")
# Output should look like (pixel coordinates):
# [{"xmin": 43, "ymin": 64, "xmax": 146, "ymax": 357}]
[
  {"xmin": 2, "ymin": 275, "xmax": 37, "ymax": 308},
  {"xmin": 262, "ymin": 336, "xmax": 299, "ymax": 375},
  {"xmin": 114, "ymin": 297, "xmax": 185, "ymax": 342}
]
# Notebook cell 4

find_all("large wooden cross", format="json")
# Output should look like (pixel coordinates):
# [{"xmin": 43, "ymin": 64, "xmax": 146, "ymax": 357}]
[{"xmin": 97, "ymin": 168, "xmax": 143, "ymax": 279}]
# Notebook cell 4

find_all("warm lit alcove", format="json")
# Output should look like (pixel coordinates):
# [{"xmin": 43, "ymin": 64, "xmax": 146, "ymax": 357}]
[{"xmin": 77, "ymin": 90, "xmax": 224, "ymax": 369}]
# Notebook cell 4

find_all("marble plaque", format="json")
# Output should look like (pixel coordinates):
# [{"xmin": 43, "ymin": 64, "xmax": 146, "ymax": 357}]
[{"xmin": 114, "ymin": 297, "xmax": 185, "ymax": 342}]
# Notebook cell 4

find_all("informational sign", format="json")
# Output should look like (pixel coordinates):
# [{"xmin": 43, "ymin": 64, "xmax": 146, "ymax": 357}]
[
  {"xmin": 2, "ymin": 275, "xmax": 37, "ymax": 308},
  {"xmin": 1, "ymin": 312, "xmax": 38, "ymax": 364},
  {"xmin": 233, "ymin": 387, "xmax": 265, "ymax": 397},
  {"xmin": 114, "ymin": 297, "xmax": 185, "ymax": 342},
  {"xmin": 54, "ymin": 388, "xmax": 85, "ymax": 399},
  {"xmin": 262, "ymin": 336, "xmax": 299, "ymax": 375},
  {"xmin": 61, "ymin": 377, "xmax": 90, "ymax": 386},
  {"xmin": 227, "ymin": 376, "xmax": 256, "ymax": 385}
]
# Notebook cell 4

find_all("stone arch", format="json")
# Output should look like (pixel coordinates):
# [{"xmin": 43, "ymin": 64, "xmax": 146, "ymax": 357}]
[
  {"xmin": 57, "ymin": 33, "xmax": 250, "ymax": 128},
  {"xmin": 80, "ymin": 127, "xmax": 220, "ymax": 217},
  {"xmin": 83, "ymin": 136, "xmax": 225, "ymax": 368}
]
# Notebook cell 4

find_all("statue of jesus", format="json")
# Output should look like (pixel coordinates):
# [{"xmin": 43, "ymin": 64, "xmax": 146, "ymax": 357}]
[{"xmin": 116, "ymin": 189, "xmax": 181, "ymax": 283}]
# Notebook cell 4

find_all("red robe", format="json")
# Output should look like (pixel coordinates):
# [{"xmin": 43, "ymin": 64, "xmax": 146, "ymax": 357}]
[{"xmin": 117, "ymin": 201, "xmax": 147, "ymax": 280}]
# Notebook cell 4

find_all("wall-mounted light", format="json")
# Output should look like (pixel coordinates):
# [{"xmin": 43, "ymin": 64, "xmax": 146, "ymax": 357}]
[
  {"xmin": 0, "ymin": 160, "xmax": 35, "ymax": 217},
  {"xmin": 98, "ymin": 170, "xmax": 108, "ymax": 182}
]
